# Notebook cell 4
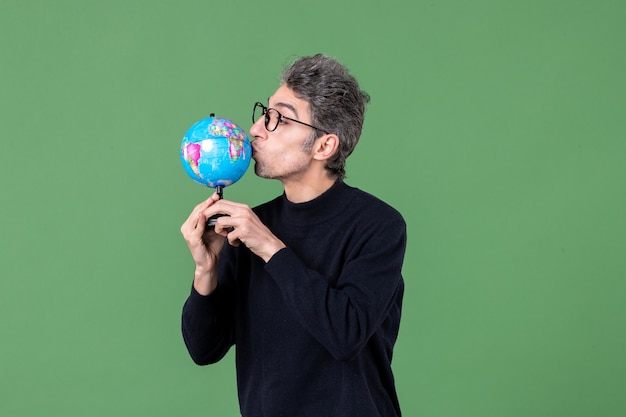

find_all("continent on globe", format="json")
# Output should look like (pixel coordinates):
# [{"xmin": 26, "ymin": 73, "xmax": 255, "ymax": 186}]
[{"xmin": 183, "ymin": 143, "xmax": 202, "ymax": 177}]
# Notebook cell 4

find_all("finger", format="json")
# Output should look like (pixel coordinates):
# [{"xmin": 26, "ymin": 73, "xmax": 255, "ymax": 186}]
[
  {"xmin": 181, "ymin": 212, "xmax": 199, "ymax": 236},
  {"xmin": 222, "ymin": 222, "xmax": 243, "ymax": 248},
  {"xmin": 191, "ymin": 193, "xmax": 221, "ymax": 217},
  {"xmin": 195, "ymin": 212, "xmax": 207, "ymax": 231},
  {"xmin": 201, "ymin": 202, "xmax": 233, "ymax": 221},
  {"xmin": 205, "ymin": 199, "xmax": 249, "ymax": 216},
  {"xmin": 211, "ymin": 217, "xmax": 238, "ymax": 246},
  {"xmin": 226, "ymin": 228, "xmax": 241, "ymax": 247},
  {"xmin": 227, "ymin": 236, "xmax": 241, "ymax": 247},
  {"xmin": 184, "ymin": 194, "xmax": 221, "ymax": 228},
  {"xmin": 213, "ymin": 217, "xmax": 232, "ymax": 237},
  {"xmin": 206, "ymin": 191, "xmax": 221, "ymax": 203}
]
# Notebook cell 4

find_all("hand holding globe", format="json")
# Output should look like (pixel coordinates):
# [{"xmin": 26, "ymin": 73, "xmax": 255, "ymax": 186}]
[{"xmin": 180, "ymin": 114, "xmax": 252, "ymax": 226}]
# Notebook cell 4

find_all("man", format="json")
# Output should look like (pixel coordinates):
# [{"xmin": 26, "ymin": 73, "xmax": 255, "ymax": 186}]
[{"xmin": 181, "ymin": 54, "xmax": 407, "ymax": 417}]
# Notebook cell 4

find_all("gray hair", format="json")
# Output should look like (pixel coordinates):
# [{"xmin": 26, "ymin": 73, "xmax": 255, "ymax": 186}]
[{"xmin": 280, "ymin": 54, "xmax": 370, "ymax": 180}]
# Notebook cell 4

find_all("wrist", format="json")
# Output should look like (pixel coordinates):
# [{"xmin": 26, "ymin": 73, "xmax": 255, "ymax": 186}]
[
  {"xmin": 261, "ymin": 240, "xmax": 286, "ymax": 263},
  {"xmin": 193, "ymin": 267, "xmax": 218, "ymax": 295}
]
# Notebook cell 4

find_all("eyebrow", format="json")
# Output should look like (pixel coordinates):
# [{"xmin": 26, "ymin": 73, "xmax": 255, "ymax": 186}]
[{"xmin": 272, "ymin": 101, "xmax": 299, "ymax": 119}]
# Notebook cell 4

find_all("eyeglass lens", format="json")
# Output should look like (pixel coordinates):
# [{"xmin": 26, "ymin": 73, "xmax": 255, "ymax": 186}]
[{"xmin": 253, "ymin": 103, "xmax": 279, "ymax": 131}]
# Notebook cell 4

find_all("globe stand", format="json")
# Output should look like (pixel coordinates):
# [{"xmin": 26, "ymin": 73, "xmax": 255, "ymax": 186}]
[{"xmin": 206, "ymin": 185, "xmax": 226, "ymax": 227}]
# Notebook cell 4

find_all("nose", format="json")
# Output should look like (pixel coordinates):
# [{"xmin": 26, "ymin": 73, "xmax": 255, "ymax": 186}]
[{"xmin": 249, "ymin": 116, "xmax": 266, "ymax": 141}]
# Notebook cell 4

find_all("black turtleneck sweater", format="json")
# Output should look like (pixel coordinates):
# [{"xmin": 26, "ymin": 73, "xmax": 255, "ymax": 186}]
[{"xmin": 182, "ymin": 181, "xmax": 407, "ymax": 417}]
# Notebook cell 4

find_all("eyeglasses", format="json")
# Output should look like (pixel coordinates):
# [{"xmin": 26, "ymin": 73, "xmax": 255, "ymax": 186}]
[{"xmin": 252, "ymin": 102, "xmax": 330, "ymax": 134}]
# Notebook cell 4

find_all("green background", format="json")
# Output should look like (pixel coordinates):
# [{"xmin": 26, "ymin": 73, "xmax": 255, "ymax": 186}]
[{"xmin": 1, "ymin": 0, "xmax": 625, "ymax": 416}]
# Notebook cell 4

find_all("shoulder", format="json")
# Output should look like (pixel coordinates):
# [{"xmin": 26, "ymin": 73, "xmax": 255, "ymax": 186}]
[
  {"xmin": 251, "ymin": 194, "xmax": 283, "ymax": 225},
  {"xmin": 342, "ymin": 183, "xmax": 405, "ymax": 225},
  {"xmin": 252, "ymin": 194, "xmax": 282, "ymax": 213}
]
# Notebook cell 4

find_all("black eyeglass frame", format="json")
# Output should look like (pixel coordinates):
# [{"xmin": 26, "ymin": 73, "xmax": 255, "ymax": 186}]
[{"xmin": 253, "ymin": 102, "xmax": 330, "ymax": 134}]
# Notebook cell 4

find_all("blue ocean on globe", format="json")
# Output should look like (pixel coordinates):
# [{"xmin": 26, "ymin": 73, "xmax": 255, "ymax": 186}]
[{"xmin": 180, "ymin": 116, "xmax": 252, "ymax": 188}]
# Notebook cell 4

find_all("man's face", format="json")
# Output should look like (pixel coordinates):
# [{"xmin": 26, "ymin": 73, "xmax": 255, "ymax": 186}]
[{"xmin": 250, "ymin": 85, "xmax": 317, "ymax": 181}]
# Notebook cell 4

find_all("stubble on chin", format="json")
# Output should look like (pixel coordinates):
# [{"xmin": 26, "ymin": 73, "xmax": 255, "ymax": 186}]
[{"xmin": 253, "ymin": 160, "xmax": 273, "ymax": 179}]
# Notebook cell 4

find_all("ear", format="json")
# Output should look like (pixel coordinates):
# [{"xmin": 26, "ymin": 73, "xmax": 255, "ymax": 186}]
[{"xmin": 312, "ymin": 134, "xmax": 339, "ymax": 162}]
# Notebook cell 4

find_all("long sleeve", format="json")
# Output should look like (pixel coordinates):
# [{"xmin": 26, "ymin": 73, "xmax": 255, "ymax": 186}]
[
  {"xmin": 181, "ymin": 270, "xmax": 237, "ymax": 365},
  {"xmin": 264, "ymin": 216, "xmax": 406, "ymax": 362}
]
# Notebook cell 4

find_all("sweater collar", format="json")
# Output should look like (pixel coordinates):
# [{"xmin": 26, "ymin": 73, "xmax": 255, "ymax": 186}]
[{"xmin": 280, "ymin": 180, "xmax": 350, "ymax": 227}]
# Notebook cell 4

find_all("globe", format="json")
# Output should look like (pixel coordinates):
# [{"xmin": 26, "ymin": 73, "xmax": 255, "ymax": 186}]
[{"xmin": 180, "ymin": 116, "xmax": 252, "ymax": 191}]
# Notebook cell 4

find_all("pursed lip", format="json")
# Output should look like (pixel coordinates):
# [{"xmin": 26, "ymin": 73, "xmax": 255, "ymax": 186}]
[{"xmin": 251, "ymin": 141, "xmax": 260, "ymax": 157}]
